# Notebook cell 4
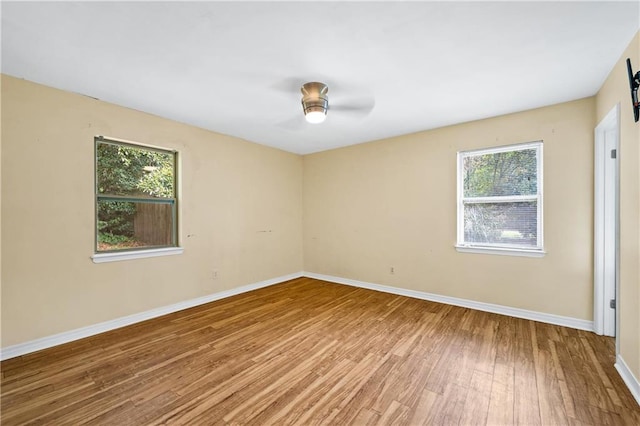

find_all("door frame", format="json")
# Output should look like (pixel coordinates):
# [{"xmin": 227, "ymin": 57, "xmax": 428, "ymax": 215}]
[{"xmin": 593, "ymin": 104, "xmax": 620, "ymax": 343}]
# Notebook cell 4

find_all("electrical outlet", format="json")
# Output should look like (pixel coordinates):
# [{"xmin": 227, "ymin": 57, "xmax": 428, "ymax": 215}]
[
  {"xmin": 390, "ymin": 267, "xmax": 395, "ymax": 274},
  {"xmin": 212, "ymin": 270, "xmax": 219, "ymax": 280}
]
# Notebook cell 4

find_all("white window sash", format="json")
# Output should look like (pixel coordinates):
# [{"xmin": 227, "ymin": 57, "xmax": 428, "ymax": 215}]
[
  {"xmin": 462, "ymin": 194, "xmax": 538, "ymax": 204},
  {"xmin": 456, "ymin": 141, "xmax": 543, "ymax": 255},
  {"xmin": 94, "ymin": 136, "xmax": 180, "ymax": 257}
]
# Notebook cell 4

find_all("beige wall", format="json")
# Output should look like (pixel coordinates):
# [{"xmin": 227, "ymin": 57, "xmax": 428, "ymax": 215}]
[
  {"xmin": 304, "ymin": 97, "xmax": 596, "ymax": 321},
  {"xmin": 1, "ymin": 75, "xmax": 303, "ymax": 347},
  {"xmin": 596, "ymin": 32, "xmax": 640, "ymax": 381},
  {"xmin": 1, "ymin": 33, "xmax": 637, "ymax": 379}
]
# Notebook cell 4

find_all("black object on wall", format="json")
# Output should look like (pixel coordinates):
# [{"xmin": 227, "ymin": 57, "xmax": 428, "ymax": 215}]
[{"xmin": 627, "ymin": 58, "xmax": 640, "ymax": 123}]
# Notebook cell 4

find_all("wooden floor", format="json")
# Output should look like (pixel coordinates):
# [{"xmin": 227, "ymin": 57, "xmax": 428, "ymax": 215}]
[{"xmin": 1, "ymin": 278, "xmax": 639, "ymax": 425}]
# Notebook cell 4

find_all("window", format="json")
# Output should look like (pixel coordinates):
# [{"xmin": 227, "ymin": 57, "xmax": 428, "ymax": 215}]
[
  {"xmin": 456, "ymin": 141, "xmax": 544, "ymax": 257},
  {"xmin": 93, "ymin": 136, "xmax": 181, "ymax": 262}
]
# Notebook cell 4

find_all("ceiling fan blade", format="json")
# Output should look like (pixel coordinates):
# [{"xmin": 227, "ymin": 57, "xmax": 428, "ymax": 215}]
[
  {"xmin": 270, "ymin": 77, "xmax": 306, "ymax": 94},
  {"xmin": 330, "ymin": 97, "xmax": 375, "ymax": 117}
]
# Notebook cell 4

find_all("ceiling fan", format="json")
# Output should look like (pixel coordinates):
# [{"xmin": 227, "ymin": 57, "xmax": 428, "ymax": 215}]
[
  {"xmin": 299, "ymin": 81, "xmax": 374, "ymax": 124},
  {"xmin": 272, "ymin": 79, "xmax": 375, "ymax": 128}
]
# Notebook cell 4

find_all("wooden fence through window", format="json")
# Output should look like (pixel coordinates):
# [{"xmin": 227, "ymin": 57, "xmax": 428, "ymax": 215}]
[{"xmin": 134, "ymin": 203, "xmax": 172, "ymax": 246}]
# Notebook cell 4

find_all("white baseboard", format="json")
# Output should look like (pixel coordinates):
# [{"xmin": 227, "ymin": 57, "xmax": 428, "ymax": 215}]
[
  {"xmin": 615, "ymin": 355, "xmax": 640, "ymax": 407},
  {"xmin": 0, "ymin": 272, "xmax": 304, "ymax": 361},
  {"xmin": 4, "ymin": 270, "xmax": 634, "ymax": 404},
  {"xmin": 0, "ymin": 271, "xmax": 597, "ymax": 361},
  {"xmin": 303, "ymin": 272, "xmax": 594, "ymax": 332}
]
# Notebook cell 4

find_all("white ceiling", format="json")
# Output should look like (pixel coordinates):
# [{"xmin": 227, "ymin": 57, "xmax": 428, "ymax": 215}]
[{"xmin": 2, "ymin": 1, "xmax": 639, "ymax": 155}]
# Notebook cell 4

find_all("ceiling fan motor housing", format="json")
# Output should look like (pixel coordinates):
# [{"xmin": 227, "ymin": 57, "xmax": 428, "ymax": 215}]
[{"xmin": 301, "ymin": 82, "xmax": 329, "ymax": 120}]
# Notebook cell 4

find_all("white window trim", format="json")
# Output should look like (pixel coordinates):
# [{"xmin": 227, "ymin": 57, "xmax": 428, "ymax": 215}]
[
  {"xmin": 92, "ymin": 247, "xmax": 184, "ymax": 263},
  {"xmin": 455, "ymin": 245, "xmax": 545, "ymax": 257},
  {"xmin": 456, "ymin": 141, "xmax": 544, "ymax": 257},
  {"xmin": 94, "ymin": 136, "xmax": 182, "ymax": 262}
]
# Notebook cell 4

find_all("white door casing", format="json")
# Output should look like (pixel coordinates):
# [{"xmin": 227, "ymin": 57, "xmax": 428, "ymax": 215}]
[{"xmin": 594, "ymin": 104, "xmax": 620, "ymax": 339}]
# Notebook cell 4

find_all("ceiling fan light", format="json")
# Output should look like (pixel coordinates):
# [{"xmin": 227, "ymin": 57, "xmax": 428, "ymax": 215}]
[
  {"xmin": 301, "ymin": 82, "xmax": 329, "ymax": 124},
  {"xmin": 305, "ymin": 108, "xmax": 327, "ymax": 124}
]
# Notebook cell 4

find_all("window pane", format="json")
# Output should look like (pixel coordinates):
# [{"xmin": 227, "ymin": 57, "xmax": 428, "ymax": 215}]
[
  {"xmin": 464, "ymin": 148, "xmax": 537, "ymax": 197},
  {"xmin": 96, "ymin": 142, "xmax": 174, "ymax": 198},
  {"xmin": 97, "ymin": 200, "xmax": 174, "ymax": 252},
  {"xmin": 464, "ymin": 201, "xmax": 538, "ymax": 248}
]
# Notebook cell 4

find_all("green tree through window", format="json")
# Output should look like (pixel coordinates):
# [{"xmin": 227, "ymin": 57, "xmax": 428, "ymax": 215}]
[{"xmin": 464, "ymin": 150, "xmax": 537, "ymax": 197}]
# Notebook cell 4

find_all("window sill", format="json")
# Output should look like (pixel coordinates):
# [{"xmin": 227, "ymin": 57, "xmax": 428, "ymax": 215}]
[
  {"xmin": 91, "ymin": 247, "xmax": 184, "ymax": 264},
  {"xmin": 455, "ymin": 245, "xmax": 546, "ymax": 258}
]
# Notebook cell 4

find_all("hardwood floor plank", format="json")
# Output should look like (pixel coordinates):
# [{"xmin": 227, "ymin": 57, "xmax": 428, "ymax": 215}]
[
  {"xmin": 329, "ymin": 354, "xmax": 403, "ymax": 425},
  {"xmin": 407, "ymin": 386, "xmax": 439, "ymax": 425},
  {"xmin": 2, "ymin": 277, "xmax": 639, "ymax": 425},
  {"xmin": 352, "ymin": 407, "xmax": 380, "ymax": 425},
  {"xmin": 555, "ymin": 336, "xmax": 596, "ymax": 424},
  {"xmin": 294, "ymin": 352, "xmax": 391, "ymax": 425},
  {"xmin": 513, "ymin": 319, "xmax": 543, "ymax": 425},
  {"xmin": 486, "ymin": 316, "xmax": 516, "ymax": 425},
  {"xmin": 549, "ymin": 340, "xmax": 578, "ymax": 420},
  {"xmin": 459, "ymin": 370, "xmax": 492, "ymax": 425},
  {"xmin": 222, "ymin": 340, "xmax": 342, "ymax": 424},
  {"xmin": 425, "ymin": 382, "xmax": 470, "ymax": 425},
  {"xmin": 487, "ymin": 361, "xmax": 515, "ymax": 425},
  {"xmin": 249, "ymin": 358, "xmax": 354, "ymax": 425},
  {"xmin": 534, "ymin": 345, "xmax": 568, "ymax": 425},
  {"xmin": 377, "ymin": 399, "xmax": 411, "ymax": 425}
]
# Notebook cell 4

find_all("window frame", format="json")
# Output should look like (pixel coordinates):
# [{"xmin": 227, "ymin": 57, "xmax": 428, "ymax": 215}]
[
  {"xmin": 91, "ymin": 136, "xmax": 183, "ymax": 263},
  {"xmin": 455, "ymin": 141, "xmax": 545, "ymax": 257}
]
